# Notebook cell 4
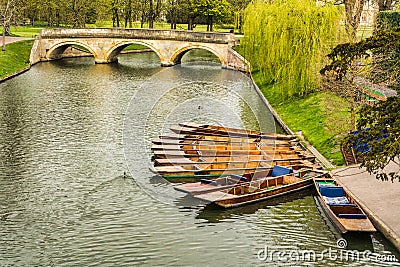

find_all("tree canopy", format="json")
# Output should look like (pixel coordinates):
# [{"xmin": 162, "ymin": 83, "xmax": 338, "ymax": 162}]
[
  {"xmin": 242, "ymin": 0, "xmax": 342, "ymax": 98},
  {"xmin": 321, "ymin": 28, "xmax": 400, "ymax": 182},
  {"xmin": 9, "ymin": 0, "xmax": 241, "ymax": 31}
]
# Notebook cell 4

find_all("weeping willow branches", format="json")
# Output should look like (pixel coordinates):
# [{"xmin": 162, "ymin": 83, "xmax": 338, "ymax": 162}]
[{"xmin": 242, "ymin": 0, "xmax": 343, "ymax": 98}]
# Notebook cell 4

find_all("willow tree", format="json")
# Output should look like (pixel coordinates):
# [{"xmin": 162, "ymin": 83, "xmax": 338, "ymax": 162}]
[
  {"xmin": 242, "ymin": 0, "xmax": 343, "ymax": 98},
  {"xmin": 1, "ymin": 0, "xmax": 18, "ymax": 51}
]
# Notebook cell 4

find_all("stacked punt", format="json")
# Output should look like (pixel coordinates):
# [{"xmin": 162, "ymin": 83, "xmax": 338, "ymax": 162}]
[{"xmin": 150, "ymin": 123, "xmax": 320, "ymax": 180}]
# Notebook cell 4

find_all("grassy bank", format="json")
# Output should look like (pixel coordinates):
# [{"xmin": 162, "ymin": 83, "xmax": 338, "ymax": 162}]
[
  {"xmin": 0, "ymin": 40, "xmax": 34, "ymax": 78},
  {"xmin": 252, "ymin": 72, "xmax": 351, "ymax": 165}
]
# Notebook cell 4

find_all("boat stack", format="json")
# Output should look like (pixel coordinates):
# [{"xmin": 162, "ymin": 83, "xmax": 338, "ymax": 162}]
[
  {"xmin": 151, "ymin": 123, "xmax": 320, "ymax": 180},
  {"xmin": 149, "ymin": 124, "xmax": 376, "ymax": 232}
]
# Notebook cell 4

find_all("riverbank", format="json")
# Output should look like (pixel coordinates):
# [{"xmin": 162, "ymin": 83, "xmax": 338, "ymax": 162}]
[
  {"xmin": 0, "ymin": 39, "xmax": 34, "ymax": 80},
  {"xmin": 252, "ymin": 72, "xmax": 350, "ymax": 166}
]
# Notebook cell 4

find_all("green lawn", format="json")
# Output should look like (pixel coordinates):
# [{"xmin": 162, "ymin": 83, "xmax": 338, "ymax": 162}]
[
  {"xmin": 0, "ymin": 40, "xmax": 33, "ymax": 78},
  {"xmin": 9, "ymin": 26, "xmax": 43, "ymax": 38},
  {"xmin": 252, "ymin": 72, "xmax": 350, "ymax": 165},
  {"xmin": 357, "ymin": 25, "xmax": 373, "ymax": 41}
]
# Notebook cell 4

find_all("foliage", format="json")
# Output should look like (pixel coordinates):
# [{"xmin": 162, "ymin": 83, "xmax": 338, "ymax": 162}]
[
  {"xmin": 227, "ymin": 0, "xmax": 251, "ymax": 33},
  {"xmin": 191, "ymin": 0, "xmax": 232, "ymax": 31},
  {"xmin": 343, "ymin": 0, "xmax": 365, "ymax": 41},
  {"xmin": 1, "ymin": 0, "xmax": 19, "ymax": 50},
  {"xmin": 242, "ymin": 0, "xmax": 342, "ymax": 98},
  {"xmin": 375, "ymin": 0, "xmax": 398, "ymax": 11},
  {"xmin": 11, "ymin": 0, "xmax": 247, "ymax": 31},
  {"xmin": 375, "ymin": 10, "xmax": 400, "ymax": 32},
  {"xmin": 346, "ymin": 97, "xmax": 400, "ymax": 182},
  {"xmin": 252, "ymin": 72, "xmax": 348, "ymax": 165},
  {"xmin": 371, "ymin": 11, "xmax": 400, "ymax": 90},
  {"xmin": 320, "ymin": 28, "xmax": 400, "ymax": 80},
  {"xmin": 0, "ymin": 40, "xmax": 32, "ymax": 77},
  {"xmin": 322, "ymin": 28, "xmax": 400, "ymax": 181}
]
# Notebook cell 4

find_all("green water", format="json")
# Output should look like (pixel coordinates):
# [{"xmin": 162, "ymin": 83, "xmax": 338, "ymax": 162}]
[{"xmin": 0, "ymin": 51, "xmax": 398, "ymax": 266}]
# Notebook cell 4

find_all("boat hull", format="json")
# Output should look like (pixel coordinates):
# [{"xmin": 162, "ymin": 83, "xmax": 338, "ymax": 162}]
[
  {"xmin": 313, "ymin": 178, "xmax": 376, "ymax": 234},
  {"xmin": 195, "ymin": 179, "xmax": 314, "ymax": 208}
]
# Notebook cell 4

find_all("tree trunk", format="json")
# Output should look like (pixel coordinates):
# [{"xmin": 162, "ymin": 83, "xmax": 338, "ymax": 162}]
[
  {"xmin": 5, "ymin": 23, "xmax": 10, "ymax": 36},
  {"xmin": 350, "ymin": 92, "xmax": 356, "ymax": 131},
  {"xmin": 345, "ymin": 0, "xmax": 365, "ymax": 42},
  {"xmin": 188, "ymin": 16, "xmax": 194, "ymax": 30},
  {"xmin": 170, "ymin": 6, "xmax": 176, "ymax": 29},
  {"xmin": 2, "ymin": 27, "xmax": 6, "ymax": 51},
  {"xmin": 125, "ymin": 0, "xmax": 132, "ymax": 28},
  {"xmin": 149, "ymin": 0, "xmax": 154, "ymax": 28},
  {"xmin": 114, "ymin": 8, "xmax": 120, "ymax": 27}
]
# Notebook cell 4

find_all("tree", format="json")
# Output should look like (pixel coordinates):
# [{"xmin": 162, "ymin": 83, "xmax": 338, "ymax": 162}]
[
  {"xmin": 1, "ymin": 0, "xmax": 18, "ymax": 51},
  {"xmin": 350, "ymin": 97, "xmax": 400, "ymax": 182},
  {"xmin": 148, "ymin": 0, "xmax": 161, "ymax": 28},
  {"xmin": 242, "ymin": 0, "xmax": 342, "ymax": 98},
  {"xmin": 228, "ymin": 0, "xmax": 250, "ymax": 33},
  {"xmin": 191, "ymin": 0, "xmax": 231, "ymax": 31},
  {"xmin": 321, "ymin": 29, "xmax": 400, "ymax": 181},
  {"xmin": 166, "ymin": 0, "xmax": 180, "ymax": 29},
  {"xmin": 344, "ymin": 0, "xmax": 365, "ymax": 42}
]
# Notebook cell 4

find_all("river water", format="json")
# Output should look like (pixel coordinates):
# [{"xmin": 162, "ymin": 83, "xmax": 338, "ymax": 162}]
[{"xmin": 0, "ymin": 51, "xmax": 399, "ymax": 266}]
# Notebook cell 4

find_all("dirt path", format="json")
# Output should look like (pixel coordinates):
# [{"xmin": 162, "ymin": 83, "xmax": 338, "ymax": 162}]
[{"xmin": 3, "ymin": 36, "xmax": 33, "ymax": 44}]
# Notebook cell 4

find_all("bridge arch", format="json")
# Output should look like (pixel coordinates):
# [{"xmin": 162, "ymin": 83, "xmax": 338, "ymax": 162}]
[
  {"xmin": 171, "ymin": 45, "xmax": 226, "ymax": 66},
  {"xmin": 46, "ymin": 41, "xmax": 96, "ymax": 61},
  {"xmin": 31, "ymin": 28, "xmax": 247, "ymax": 71},
  {"xmin": 106, "ymin": 41, "xmax": 162, "ymax": 63}
]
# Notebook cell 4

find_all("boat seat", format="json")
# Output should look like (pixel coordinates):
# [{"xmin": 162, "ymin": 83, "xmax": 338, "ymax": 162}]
[
  {"xmin": 229, "ymin": 174, "xmax": 248, "ymax": 182},
  {"xmin": 271, "ymin": 165, "xmax": 292, "ymax": 177},
  {"xmin": 317, "ymin": 182, "xmax": 335, "ymax": 187},
  {"xmin": 338, "ymin": 214, "xmax": 367, "ymax": 219},
  {"xmin": 329, "ymin": 203, "xmax": 357, "ymax": 207},
  {"xmin": 323, "ymin": 196, "xmax": 349, "ymax": 205},
  {"xmin": 319, "ymin": 186, "xmax": 345, "ymax": 198}
]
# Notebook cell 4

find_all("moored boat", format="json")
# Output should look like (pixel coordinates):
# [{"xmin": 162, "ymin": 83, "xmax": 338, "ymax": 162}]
[
  {"xmin": 152, "ymin": 136, "xmax": 296, "ymax": 147},
  {"xmin": 170, "ymin": 123, "xmax": 296, "ymax": 140},
  {"xmin": 178, "ymin": 123, "xmax": 295, "ymax": 140},
  {"xmin": 151, "ymin": 124, "xmax": 320, "ymax": 179},
  {"xmin": 192, "ymin": 167, "xmax": 329, "ymax": 208},
  {"xmin": 313, "ymin": 178, "xmax": 376, "ymax": 234},
  {"xmin": 151, "ymin": 157, "xmax": 318, "ymax": 178},
  {"xmin": 174, "ymin": 165, "xmax": 301, "ymax": 195}
]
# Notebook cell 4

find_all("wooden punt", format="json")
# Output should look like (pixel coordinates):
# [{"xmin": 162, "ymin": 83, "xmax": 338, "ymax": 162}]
[
  {"xmin": 152, "ymin": 136, "xmax": 296, "ymax": 147},
  {"xmin": 151, "ymin": 143, "xmax": 297, "ymax": 153},
  {"xmin": 155, "ymin": 156, "xmax": 317, "ymax": 166},
  {"xmin": 152, "ymin": 150, "xmax": 309, "ymax": 163},
  {"xmin": 151, "ymin": 160, "xmax": 318, "ymax": 178},
  {"xmin": 174, "ymin": 173, "xmax": 252, "ymax": 195},
  {"xmin": 153, "ymin": 149, "xmax": 267, "ymax": 158},
  {"xmin": 314, "ymin": 178, "xmax": 376, "ymax": 234},
  {"xmin": 178, "ymin": 123, "xmax": 295, "ymax": 140},
  {"xmin": 192, "ymin": 168, "xmax": 329, "ymax": 208},
  {"xmin": 170, "ymin": 125, "xmax": 295, "ymax": 140},
  {"xmin": 174, "ymin": 166, "xmax": 314, "ymax": 195}
]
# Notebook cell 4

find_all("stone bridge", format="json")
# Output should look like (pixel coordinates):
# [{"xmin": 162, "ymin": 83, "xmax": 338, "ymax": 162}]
[{"xmin": 30, "ymin": 28, "xmax": 248, "ymax": 71}]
